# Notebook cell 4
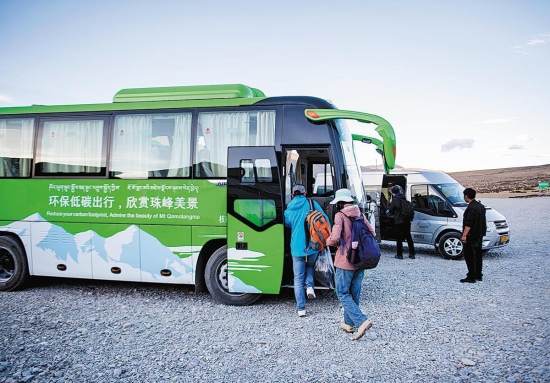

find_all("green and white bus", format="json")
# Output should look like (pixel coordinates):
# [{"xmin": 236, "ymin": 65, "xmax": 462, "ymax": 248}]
[{"xmin": 0, "ymin": 84, "xmax": 396, "ymax": 305}]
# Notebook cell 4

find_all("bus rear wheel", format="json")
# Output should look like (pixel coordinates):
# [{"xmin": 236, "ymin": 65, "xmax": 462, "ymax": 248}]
[
  {"xmin": 438, "ymin": 232, "xmax": 464, "ymax": 260},
  {"xmin": 205, "ymin": 246, "xmax": 261, "ymax": 306},
  {"xmin": 0, "ymin": 236, "xmax": 29, "ymax": 291}
]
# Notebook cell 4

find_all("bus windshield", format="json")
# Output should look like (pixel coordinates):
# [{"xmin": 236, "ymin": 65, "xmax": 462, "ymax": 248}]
[
  {"xmin": 435, "ymin": 183, "xmax": 467, "ymax": 206},
  {"xmin": 335, "ymin": 119, "xmax": 366, "ymax": 207}
]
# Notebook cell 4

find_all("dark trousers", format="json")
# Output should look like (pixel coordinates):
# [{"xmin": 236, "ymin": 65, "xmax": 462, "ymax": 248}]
[
  {"xmin": 395, "ymin": 222, "xmax": 415, "ymax": 257},
  {"xmin": 464, "ymin": 238, "xmax": 483, "ymax": 280}
]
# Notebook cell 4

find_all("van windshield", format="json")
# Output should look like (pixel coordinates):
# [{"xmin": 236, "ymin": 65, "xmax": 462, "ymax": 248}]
[{"xmin": 435, "ymin": 183, "xmax": 467, "ymax": 206}]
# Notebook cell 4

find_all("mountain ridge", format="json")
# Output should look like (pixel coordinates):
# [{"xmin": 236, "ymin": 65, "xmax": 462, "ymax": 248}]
[{"xmin": 448, "ymin": 164, "xmax": 550, "ymax": 196}]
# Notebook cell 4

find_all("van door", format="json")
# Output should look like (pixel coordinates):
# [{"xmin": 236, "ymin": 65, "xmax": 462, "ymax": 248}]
[
  {"xmin": 409, "ymin": 184, "xmax": 450, "ymax": 244},
  {"xmin": 227, "ymin": 146, "xmax": 284, "ymax": 294}
]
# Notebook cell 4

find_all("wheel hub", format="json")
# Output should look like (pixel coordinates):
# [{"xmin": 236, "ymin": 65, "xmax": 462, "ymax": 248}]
[
  {"xmin": 444, "ymin": 238, "xmax": 463, "ymax": 256},
  {"xmin": 0, "ymin": 252, "xmax": 15, "ymax": 281},
  {"xmin": 217, "ymin": 261, "xmax": 229, "ymax": 291}
]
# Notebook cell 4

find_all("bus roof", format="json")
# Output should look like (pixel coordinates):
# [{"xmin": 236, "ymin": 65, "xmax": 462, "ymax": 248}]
[{"xmin": 0, "ymin": 84, "xmax": 268, "ymax": 116}]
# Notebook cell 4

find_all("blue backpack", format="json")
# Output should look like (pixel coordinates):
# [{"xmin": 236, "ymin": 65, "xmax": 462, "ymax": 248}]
[{"xmin": 339, "ymin": 213, "xmax": 381, "ymax": 270}]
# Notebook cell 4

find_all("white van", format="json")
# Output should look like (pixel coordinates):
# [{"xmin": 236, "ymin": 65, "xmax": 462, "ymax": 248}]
[{"xmin": 362, "ymin": 169, "xmax": 510, "ymax": 259}]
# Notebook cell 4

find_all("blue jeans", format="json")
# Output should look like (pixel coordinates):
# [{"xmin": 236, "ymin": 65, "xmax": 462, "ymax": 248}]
[
  {"xmin": 292, "ymin": 253, "xmax": 318, "ymax": 311},
  {"xmin": 335, "ymin": 267, "xmax": 367, "ymax": 327}
]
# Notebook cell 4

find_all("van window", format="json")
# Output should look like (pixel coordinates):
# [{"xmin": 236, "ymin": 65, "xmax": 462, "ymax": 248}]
[
  {"xmin": 435, "ymin": 183, "xmax": 467, "ymax": 206},
  {"xmin": 411, "ymin": 185, "xmax": 448, "ymax": 216}
]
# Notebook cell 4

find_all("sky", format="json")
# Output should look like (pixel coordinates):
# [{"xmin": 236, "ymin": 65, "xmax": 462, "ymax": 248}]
[{"xmin": 1, "ymin": 0, "xmax": 549, "ymax": 172}]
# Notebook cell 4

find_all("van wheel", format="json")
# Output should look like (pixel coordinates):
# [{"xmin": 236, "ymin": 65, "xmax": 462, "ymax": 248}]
[
  {"xmin": 0, "ymin": 236, "xmax": 29, "ymax": 291},
  {"xmin": 438, "ymin": 232, "xmax": 464, "ymax": 260},
  {"xmin": 205, "ymin": 246, "xmax": 261, "ymax": 306}
]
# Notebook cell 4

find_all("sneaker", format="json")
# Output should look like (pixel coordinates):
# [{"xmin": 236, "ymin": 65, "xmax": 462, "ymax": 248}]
[
  {"xmin": 340, "ymin": 322, "xmax": 354, "ymax": 333},
  {"xmin": 297, "ymin": 310, "xmax": 306, "ymax": 317},
  {"xmin": 353, "ymin": 320, "xmax": 373, "ymax": 340},
  {"xmin": 306, "ymin": 287, "xmax": 316, "ymax": 299}
]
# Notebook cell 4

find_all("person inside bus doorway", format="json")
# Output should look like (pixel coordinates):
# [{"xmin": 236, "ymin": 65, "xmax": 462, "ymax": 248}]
[{"xmin": 284, "ymin": 184, "xmax": 330, "ymax": 317}]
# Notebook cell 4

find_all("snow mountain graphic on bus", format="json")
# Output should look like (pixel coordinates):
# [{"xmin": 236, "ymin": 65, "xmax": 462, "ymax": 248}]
[
  {"xmin": 9, "ymin": 214, "xmax": 198, "ymax": 283},
  {"xmin": 1, "ymin": 214, "xmax": 266, "ymax": 291}
]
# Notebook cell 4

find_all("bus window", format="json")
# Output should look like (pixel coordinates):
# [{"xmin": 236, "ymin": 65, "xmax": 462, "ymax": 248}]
[
  {"xmin": 195, "ymin": 110, "xmax": 275, "ymax": 178},
  {"xmin": 110, "ymin": 113, "xmax": 192, "ymax": 179},
  {"xmin": 312, "ymin": 168, "xmax": 333, "ymax": 196},
  {"xmin": 285, "ymin": 148, "xmax": 332, "ymax": 205},
  {"xmin": 35, "ymin": 118, "xmax": 107, "ymax": 176},
  {"xmin": 0, "ymin": 118, "xmax": 35, "ymax": 177}
]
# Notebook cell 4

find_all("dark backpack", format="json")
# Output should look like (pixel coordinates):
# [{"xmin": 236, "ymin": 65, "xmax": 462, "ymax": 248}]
[
  {"xmin": 304, "ymin": 199, "xmax": 331, "ymax": 251},
  {"xmin": 339, "ymin": 213, "xmax": 381, "ymax": 270},
  {"xmin": 400, "ymin": 199, "xmax": 415, "ymax": 222}
]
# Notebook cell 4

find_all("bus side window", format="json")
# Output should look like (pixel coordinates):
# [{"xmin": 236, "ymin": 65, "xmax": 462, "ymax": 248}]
[
  {"xmin": 0, "ymin": 118, "xmax": 35, "ymax": 178},
  {"xmin": 195, "ymin": 110, "xmax": 276, "ymax": 178},
  {"xmin": 36, "ymin": 118, "xmax": 106, "ymax": 176},
  {"xmin": 111, "ymin": 113, "xmax": 192, "ymax": 179}
]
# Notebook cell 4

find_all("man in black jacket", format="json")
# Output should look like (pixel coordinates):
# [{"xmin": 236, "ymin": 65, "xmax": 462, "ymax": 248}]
[
  {"xmin": 460, "ymin": 188, "xmax": 487, "ymax": 283},
  {"xmin": 387, "ymin": 185, "xmax": 416, "ymax": 259}
]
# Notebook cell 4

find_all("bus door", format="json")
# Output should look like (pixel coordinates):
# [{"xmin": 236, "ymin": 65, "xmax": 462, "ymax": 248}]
[{"xmin": 226, "ymin": 146, "xmax": 284, "ymax": 294}]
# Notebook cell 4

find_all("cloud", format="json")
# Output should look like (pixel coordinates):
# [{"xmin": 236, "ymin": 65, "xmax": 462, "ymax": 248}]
[
  {"xmin": 473, "ymin": 117, "xmax": 516, "ymax": 124},
  {"xmin": 512, "ymin": 33, "xmax": 550, "ymax": 53},
  {"xmin": 0, "ymin": 94, "xmax": 15, "ymax": 104},
  {"xmin": 527, "ymin": 33, "xmax": 550, "ymax": 45},
  {"xmin": 508, "ymin": 144, "xmax": 524, "ymax": 150},
  {"xmin": 511, "ymin": 46, "xmax": 527, "ymax": 55},
  {"xmin": 441, "ymin": 138, "xmax": 475, "ymax": 152},
  {"xmin": 513, "ymin": 134, "xmax": 534, "ymax": 141}
]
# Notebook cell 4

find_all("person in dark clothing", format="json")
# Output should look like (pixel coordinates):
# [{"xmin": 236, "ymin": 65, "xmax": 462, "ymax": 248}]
[
  {"xmin": 460, "ymin": 188, "xmax": 487, "ymax": 283},
  {"xmin": 387, "ymin": 185, "xmax": 416, "ymax": 259}
]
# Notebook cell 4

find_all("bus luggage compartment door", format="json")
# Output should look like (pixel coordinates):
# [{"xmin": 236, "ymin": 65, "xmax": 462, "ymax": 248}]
[{"xmin": 227, "ymin": 146, "xmax": 284, "ymax": 294}]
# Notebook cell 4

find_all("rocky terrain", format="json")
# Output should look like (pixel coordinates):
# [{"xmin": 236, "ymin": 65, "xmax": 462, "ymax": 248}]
[
  {"xmin": 449, "ymin": 164, "xmax": 550, "ymax": 198},
  {"xmin": 1, "ymin": 197, "xmax": 549, "ymax": 382}
]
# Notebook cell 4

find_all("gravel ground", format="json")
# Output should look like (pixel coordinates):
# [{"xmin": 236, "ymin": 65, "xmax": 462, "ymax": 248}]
[{"xmin": 1, "ymin": 197, "xmax": 549, "ymax": 383}]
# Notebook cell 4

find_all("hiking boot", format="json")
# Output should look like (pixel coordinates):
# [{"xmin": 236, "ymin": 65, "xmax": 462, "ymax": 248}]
[
  {"xmin": 297, "ymin": 310, "xmax": 306, "ymax": 317},
  {"xmin": 353, "ymin": 320, "xmax": 372, "ymax": 340},
  {"xmin": 409, "ymin": 254, "xmax": 416, "ymax": 259},
  {"xmin": 306, "ymin": 287, "xmax": 316, "ymax": 299},
  {"xmin": 340, "ymin": 322, "xmax": 354, "ymax": 333},
  {"xmin": 460, "ymin": 278, "xmax": 476, "ymax": 283},
  {"xmin": 395, "ymin": 255, "xmax": 403, "ymax": 259}
]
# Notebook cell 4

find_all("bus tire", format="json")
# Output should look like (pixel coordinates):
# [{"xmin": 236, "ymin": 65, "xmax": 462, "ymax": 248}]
[
  {"xmin": 205, "ymin": 246, "xmax": 261, "ymax": 306},
  {"xmin": 438, "ymin": 232, "xmax": 464, "ymax": 260},
  {"xmin": 0, "ymin": 236, "xmax": 29, "ymax": 291}
]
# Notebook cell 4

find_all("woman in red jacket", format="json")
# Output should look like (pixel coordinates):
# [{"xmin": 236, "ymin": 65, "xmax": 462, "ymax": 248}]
[{"xmin": 326, "ymin": 188, "xmax": 375, "ymax": 340}]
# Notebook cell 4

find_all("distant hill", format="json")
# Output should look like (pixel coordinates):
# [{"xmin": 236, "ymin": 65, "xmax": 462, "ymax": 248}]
[{"xmin": 449, "ymin": 164, "xmax": 550, "ymax": 195}]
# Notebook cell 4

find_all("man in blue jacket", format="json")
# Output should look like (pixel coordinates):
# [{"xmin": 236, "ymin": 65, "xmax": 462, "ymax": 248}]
[{"xmin": 284, "ymin": 184, "xmax": 330, "ymax": 317}]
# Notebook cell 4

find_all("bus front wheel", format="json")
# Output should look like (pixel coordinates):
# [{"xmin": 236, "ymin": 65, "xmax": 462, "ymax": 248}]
[
  {"xmin": 205, "ymin": 246, "xmax": 261, "ymax": 306},
  {"xmin": 438, "ymin": 232, "xmax": 464, "ymax": 260},
  {"xmin": 0, "ymin": 236, "xmax": 29, "ymax": 291}
]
